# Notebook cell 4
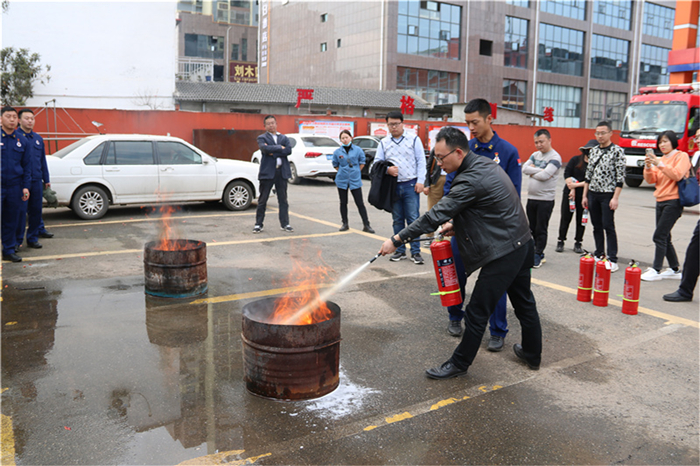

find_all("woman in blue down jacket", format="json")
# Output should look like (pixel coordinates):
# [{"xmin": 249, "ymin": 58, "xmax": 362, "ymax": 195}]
[{"xmin": 332, "ymin": 130, "xmax": 375, "ymax": 233}]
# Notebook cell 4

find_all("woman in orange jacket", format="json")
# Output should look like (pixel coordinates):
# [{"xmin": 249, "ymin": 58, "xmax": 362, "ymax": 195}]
[{"xmin": 641, "ymin": 130, "xmax": 692, "ymax": 281}]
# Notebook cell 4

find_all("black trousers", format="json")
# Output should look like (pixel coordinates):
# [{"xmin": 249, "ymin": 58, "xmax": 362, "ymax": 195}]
[
  {"xmin": 526, "ymin": 199, "xmax": 555, "ymax": 255},
  {"xmin": 450, "ymin": 240, "xmax": 542, "ymax": 370},
  {"xmin": 558, "ymin": 188, "xmax": 585, "ymax": 243},
  {"xmin": 338, "ymin": 187, "xmax": 370, "ymax": 226},
  {"xmin": 255, "ymin": 169, "xmax": 289, "ymax": 227},
  {"xmin": 587, "ymin": 191, "xmax": 618, "ymax": 262},
  {"xmin": 652, "ymin": 199, "xmax": 682, "ymax": 271},
  {"xmin": 679, "ymin": 220, "xmax": 700, "ymax": 299}
]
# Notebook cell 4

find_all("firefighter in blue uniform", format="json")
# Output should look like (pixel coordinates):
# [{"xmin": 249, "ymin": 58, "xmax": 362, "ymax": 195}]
[
  {"xmin": 1, "ymin": 106, "xmax": 31, "ymax": 262},
  {"xmin": 17, "ymin": 109, "xmax": 53, "ymax": 249}
]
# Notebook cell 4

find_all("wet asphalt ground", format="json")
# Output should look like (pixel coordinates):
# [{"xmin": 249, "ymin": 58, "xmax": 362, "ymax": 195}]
[{"xmin": 1, "ymin": 175, "xmax": 698, "ymax": 465}]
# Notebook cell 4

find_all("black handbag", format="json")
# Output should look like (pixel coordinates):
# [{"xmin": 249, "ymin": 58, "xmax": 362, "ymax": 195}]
[{"xmin": 678, "ymin": 174, "xmax": 699, "ymax": 207}]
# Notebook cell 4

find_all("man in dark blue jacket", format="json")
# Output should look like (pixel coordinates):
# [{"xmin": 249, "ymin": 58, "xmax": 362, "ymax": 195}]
[
  {"xmin": 1, "ymin": 107, "xmax": 31, "ymax": 262},
  {"xmin": 253, "ymin": 115, "xmax": 293, "ymax": 233},
  {"xmin": 17, "ymin": 109, "xmax": 53, "ymax": 249}
]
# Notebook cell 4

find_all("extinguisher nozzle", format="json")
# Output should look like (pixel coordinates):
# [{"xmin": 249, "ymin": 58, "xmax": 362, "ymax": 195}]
[{"xmin": 369, "ymin": 253, "xmax": 380, "ymax": 264}]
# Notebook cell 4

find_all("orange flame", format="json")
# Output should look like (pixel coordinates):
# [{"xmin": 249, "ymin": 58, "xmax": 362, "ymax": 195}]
[{"xmin": 269, "ymin": 250, "xmax": 335, "ymax": 325}]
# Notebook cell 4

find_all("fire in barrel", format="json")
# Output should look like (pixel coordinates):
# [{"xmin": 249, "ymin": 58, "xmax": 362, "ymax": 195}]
[{"xmin": 242, "ymin": 255, "xmax": 340, "ymax": 400}]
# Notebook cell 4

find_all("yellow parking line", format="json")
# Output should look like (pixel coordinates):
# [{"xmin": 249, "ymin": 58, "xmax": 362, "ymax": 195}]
[{"xmin": 1, "ymin": 412, "xmax": 15, "ymax": 466}]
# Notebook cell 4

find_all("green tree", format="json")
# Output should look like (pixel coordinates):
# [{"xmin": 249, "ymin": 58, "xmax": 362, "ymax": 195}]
[{"xmin": 1, "ymin": 47, "xmax": 51, "ymax": 106}]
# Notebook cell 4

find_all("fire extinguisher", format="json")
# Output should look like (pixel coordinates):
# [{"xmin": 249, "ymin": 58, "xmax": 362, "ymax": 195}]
[
  {"xmin": 593, "ymin": 256, "xmax": 611, "ymax": 307},
  {"xmin": 430, "ymin": 238, "xmax": 463, "ymax": 307},
  {"xmin": 577, "ymin": 252, "xmax": 595, "ymax": 302},
  {"xmin": 622, "ymin": 260, "xmax": 641, "ymax": 315}
]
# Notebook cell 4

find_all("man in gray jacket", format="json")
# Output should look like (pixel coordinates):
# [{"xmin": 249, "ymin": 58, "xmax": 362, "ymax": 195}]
[
  {"xmin": 379, "ymin": 127, "xmax": 542, "ymax": 379},
  {"xmin": 522, "ymin": 129, "xmax": 562, "ymax": 268}
]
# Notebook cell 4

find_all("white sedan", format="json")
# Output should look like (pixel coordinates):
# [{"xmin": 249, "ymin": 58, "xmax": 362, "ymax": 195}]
[
  {"xmin": 250, "ymin": 133, "xmax": 339, "ymax": 184},
  {"xmin": 46, "ymin": 134, "xmax": 259, "ymax": 220}
]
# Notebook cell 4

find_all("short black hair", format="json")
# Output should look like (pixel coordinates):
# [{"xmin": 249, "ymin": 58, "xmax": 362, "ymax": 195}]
[
  {"xmin": 436, "ymin": 126, "xmax": 469, "ymax": 152},
  {"xmin": 534, "ymin": 129, "xmax": 551, "ymax": 139},
  {"xmin": 385, "ymin": 110, "xmax": 404, "ymax": 122},
  {"xmin": 657, "ymin": 130, "xmax": 679, "ymax": 150},
  {"xmin": 18, "ymin": 109, "xmax": 34, "ymax": 118},
  {"xmin": 596, "ymin": 121, "xmax": 612, "ymax": 132},
  {"xmin": 463, "ymin": 98, "xmax": 491, "ymax": 119},
  {"xmin": 1, "ymin": 106, "xmax": 17, "ymax": 116},
  {"xmin": 263, "ymin": 115, "xmax": 276, "ymax": 123}
]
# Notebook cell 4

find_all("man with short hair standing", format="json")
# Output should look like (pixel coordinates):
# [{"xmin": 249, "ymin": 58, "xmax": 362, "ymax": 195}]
[
  {"xmin": 1, "ymin": 106, "xmax": 31, "ymax": 262},
  {"xmin": 374, "ymin": 110, "xmax": 426, "ymax": 264},
  {"xmin": 582, "ymin": 121, "xmax": 625, "ymax": 272},
  {"xmin": 522, "ymin": 129, "xmax": 561, "ymax": 268},
  {"xmin": 17, "ymin": 109, "xmax": 53, "ymax": 249},
  {"xmin": 253, "ymin": 115, "xmax": 293, "ymax": 234}
]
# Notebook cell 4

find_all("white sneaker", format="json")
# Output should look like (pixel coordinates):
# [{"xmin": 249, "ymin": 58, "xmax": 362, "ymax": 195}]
[
  {"xmin": 610, "ymin": 262, "xmax": 619, "ymax": 273},
  {"xmin": 594, "ymin": 256, "xmax": 604, "ymax": 262},
  {"xmin": 660, "ymin": 268, "xmax": 682, "ymax": 280},
  {"xmin": 640, "ymin": 267, "xmax": 663, "ymax": 282}
]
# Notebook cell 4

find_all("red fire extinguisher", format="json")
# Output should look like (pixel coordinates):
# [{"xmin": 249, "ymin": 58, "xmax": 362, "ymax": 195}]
[
  {"xmin": 577, "ymin": 252, "xmax": 595, "ymax": 302},
  {"xmin": 593, "ymin": 257, "xmax": 611, "ymax": 307},
  {"xmin": 622, "ymin": 260, "xmax": 641, "ymax": 315},
  {"xmin": 430, "ymin": 239, "xmax": 462, "ymax": 307}
]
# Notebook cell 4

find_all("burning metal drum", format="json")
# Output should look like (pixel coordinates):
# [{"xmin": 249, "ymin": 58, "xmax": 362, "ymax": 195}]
[
  {"xmin": 144, "ymin": 240, "xmax": 207, "ymax": 298},
  {"xmin": 241, "ymin": 297, "xmax": 341, "ymax": 401}
]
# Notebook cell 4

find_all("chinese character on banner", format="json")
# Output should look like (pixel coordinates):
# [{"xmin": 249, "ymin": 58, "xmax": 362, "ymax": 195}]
[
  {"xmin": 400, "ymin": 95, "xmax": 415, "ymax": 115},
  {"xmin": 543, "ymin": 107, "xmax": 554, "ymax": 122},
  {"xmin": 489, "ymin": 102, "xmax": 498, "ymax": 120},
  {"xmin": 296, "ymin": 89, "xmax": 314, "ymax": 108}
]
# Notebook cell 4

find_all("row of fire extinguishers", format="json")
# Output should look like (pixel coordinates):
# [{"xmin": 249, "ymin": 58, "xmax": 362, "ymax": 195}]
[
  {"xmin": 577, "ymin": 253, "xmax": 641, "ymax": 314},
  {"xmin": 428, "ymin": 236, "xmax": 642, "ymax": 315}
]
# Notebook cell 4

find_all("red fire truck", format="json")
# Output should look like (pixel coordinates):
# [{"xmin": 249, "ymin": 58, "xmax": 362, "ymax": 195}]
[{"xmin": 619, "ymin": 83, "xmax": 699, "ymax": 187}]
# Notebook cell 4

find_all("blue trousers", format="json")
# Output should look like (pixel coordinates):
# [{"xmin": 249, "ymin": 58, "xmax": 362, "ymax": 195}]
[
  {"xmin": 2, "ymin": 185, "xmax": 22, "ymax": 255},
  {"xmin": 392, "ymin": 179, "xmax": 420, "ymax": 255},
  {"xmin": 17, "ymin": 181, "xmax": 47, "ymax": 245},
  {"xmin": 447, "ymin": 236, "xmax": 509, "ymax": 338}
]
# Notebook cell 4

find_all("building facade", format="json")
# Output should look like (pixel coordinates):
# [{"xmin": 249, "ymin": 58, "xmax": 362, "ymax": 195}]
[{"xmin": 263, "ymin": 0, "xmax": 678, "ymax": 128}]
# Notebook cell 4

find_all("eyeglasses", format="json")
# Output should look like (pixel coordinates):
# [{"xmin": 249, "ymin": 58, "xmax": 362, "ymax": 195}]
[
  {"xmin": 594, "ymin": 131, "xmax": 611, "ymax": 136},
  {"xmin": 435, "ymin": 148, "xmax": 457, "ymax": 164},
  {"xmin": 387, "ymin": 122, "xmax": 403, "ymax": 128}
]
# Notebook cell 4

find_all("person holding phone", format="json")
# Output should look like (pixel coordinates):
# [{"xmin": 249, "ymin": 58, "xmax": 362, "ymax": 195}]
[{"xmin": 640, "ymin": 131, "xmax": 691, "ymax": 281}]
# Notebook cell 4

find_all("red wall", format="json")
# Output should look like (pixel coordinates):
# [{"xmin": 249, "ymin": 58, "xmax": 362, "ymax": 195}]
[{"xmin": 34, "ymin": 107, "xmax": 614, "ymax": 163}]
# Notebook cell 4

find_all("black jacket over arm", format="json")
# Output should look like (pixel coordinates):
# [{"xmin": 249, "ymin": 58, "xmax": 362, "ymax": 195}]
[{"xmin": 368, "ymin": 160, "xmax": 397, "ymax": 213}]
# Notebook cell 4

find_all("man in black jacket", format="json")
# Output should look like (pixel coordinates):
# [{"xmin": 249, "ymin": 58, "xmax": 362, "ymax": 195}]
[{"xmin": 379, "ymin": 127, "xmax": 542, "ymax": 379}]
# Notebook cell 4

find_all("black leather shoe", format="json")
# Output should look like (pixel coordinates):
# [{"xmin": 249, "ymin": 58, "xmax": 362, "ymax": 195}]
[
  {"xmin": 448, "ymin": 320, "xmax": 463, "ymax": 337},
  {"xmin": 663, "ymin": 290, "xmax": 692, "ymax": 302},
  {"xmin": 555, "ymin": 241, "xmax": 564, "ymax": 253},
  {"xmin": 339, "ymin": 223, "xmax": 349, "ymax": 231},
  {"xmin": 39, "ymin": 231, "xmax": 54, "ymax": 238},
  {"xmin": 487, "ymin": 335, "xmax": 505, "ymax": 352},
  {"xmin": 573, "ymin": 242, "xmax": 583, "ymax": 254},
  {"xmin": 426, "ymin": 361, "xmax": 468, "ymax": 380},
  {"xmin": 362, "ymin": 224, "xmax": 375, "ymax": 234},
  {"xmin": 27, "ymin": 242, "xmax": 43, "ymax": 249},
  {"xmin": 2, "ymin": 253, "xmax": 22, "ymax": 262},
  {"xmin": 513, "ymin": 344, "xmax": 540, "ymax": 370}
]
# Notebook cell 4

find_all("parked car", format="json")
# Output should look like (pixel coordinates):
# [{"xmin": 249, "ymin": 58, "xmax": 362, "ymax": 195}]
[
  {"xmin": 46, "ymin": 134, "xmax": 259, "ymax": 220},
  {"xmin": 250, "ymin": 133, "xmax": 339, "ymax": 184},
  {"xmin": 352, "ymin": 135, "xmax": 383, "ymax": 178}
]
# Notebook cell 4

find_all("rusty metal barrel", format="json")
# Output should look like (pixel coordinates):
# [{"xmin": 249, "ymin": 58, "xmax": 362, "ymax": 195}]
[
  {"xmin": 241, "ymin": 297, "xmax": 341, "ymax": 401},
  {"xmin": 145, "ymin": 296, "xmax": 208, "ymax": 347},
  {"xmin": 143, "ymin": 240, "xmax": 207, "ymax": 298}
]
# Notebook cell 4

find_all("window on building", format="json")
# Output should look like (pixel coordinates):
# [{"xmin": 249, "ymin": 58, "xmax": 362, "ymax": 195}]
[
  {"xmin": 593, "ymin": 0, "xmax": 632, "ymax": 29},
  {"xmin": 639, "ymin": 43, "xmax": 670, "ymax": 86},
  {"xmin": 337, "ymin": 38, "xmax": 341, "ymax": 48},
  {"xmin": 241, "ymin": 38, "xmax": 248, "ymax": 61},
  {"xmin": 321, "ymin": 42, "xmax": 327, "ymax": 52},
  {"xmin": 590, "ymin": 34, "xmax": 629, "ymax": 83},
  {"xmin": 397, "ymin": 66, "xmax": 459, "ymax": 105},
  {"xmin": 231, "ymin": 44, "xmax": 239, "ymax": 61},
  {"xmin": 397, "ymin": 0, "xmax": 462, "ymax": 59},
  {"xmin": 231, "ymin": 0, "xmax": 252, "ymax": 8},
  {"xmin": 643, "ymin": 2, "xmax": 675, "ymax": 40},
  {"xmin": 587, "ymin": 89, "xmax": 627, "ymax": 130},
  {"xmin": 502, "ymin": 80, "xmax": 527, "ymax": 111},
  {"xmin": 321, "ymin": 13, "xmax": 328, "ymax": 22},
  {"xmin": 479, "ymin": 40, "xmax": 492, "ymax": 56},
  {"xmin": 504, "ymin": 16, "xmax": 528, "ymax": 68},
  {"xmin": 536, "ymin": 83, "xmax": 582, "ymax": 128},
  {"xmin": 537, "ymin": 23, "xmax": 584, "ymax": 77},
  {"xmin": 506, "ymin": 0, "xmax": 530, "ymax": 7},
  {"xmin": 539, "ymin": 0, "xmax": 586, "ymax": 20},
  {"xmin": 184, "ymin": 34, "xmax": 225, "ymax": 60}
]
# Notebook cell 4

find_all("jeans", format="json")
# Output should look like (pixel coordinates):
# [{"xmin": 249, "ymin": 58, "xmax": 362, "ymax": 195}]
[
  {"xmin": 587, "ymin": 191, "xmax": 618, "ymax": 262},
  {"xmin": 526, "ymin": 199, "xmax": 555, "ymax": 255},
  {"xmin": 678, "ymin": 220, "xmax": 699, "ymax": 299},
  {"xmin": 255, "ymin": 169, "xmax": 289, "ymax": 228},
  {"xmin": 392, "ymin": 179, "xmax": 420, "ymax": 255},
  {"xmin": 447, "ymin": 236, "xmax": 509, "ymax": 338},
  {"xmin": 652, "ymin": 199, "xmax": 682, "ymax": 271},
  {"xmin": 558, "ymin": 189, "xmax": 585, "ymax": 243},
  {"xmin": 450, "ymin": 240, "xmax": 541, "ymax": 370},
  {"xmin": 338, "ymin": 187, "xmax": 370, "ymax": 226}
]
